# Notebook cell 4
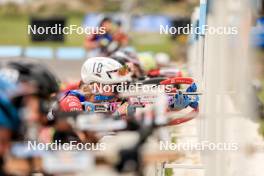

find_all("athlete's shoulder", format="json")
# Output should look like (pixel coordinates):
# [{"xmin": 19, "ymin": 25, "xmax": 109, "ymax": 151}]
[{"xmin": 60, "ymin": 95, "xmax": 83, "ymax": 112}]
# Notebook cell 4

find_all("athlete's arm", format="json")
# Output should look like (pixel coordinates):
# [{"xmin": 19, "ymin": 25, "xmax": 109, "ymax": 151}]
[{"xmin": 60, "ymin": 95, "xmax": 83, "ymax": 112}]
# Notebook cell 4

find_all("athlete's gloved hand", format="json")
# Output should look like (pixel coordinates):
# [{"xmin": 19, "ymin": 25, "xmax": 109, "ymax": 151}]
[
  {"xmin": 171, "ymin": 92, "xmax": 190, "ymax": 110},
  {"xmin": 113, "ymin": 102, "xmax": 137, "ymax": 119},
  {"xmin": 186, "ymin": 83, "xmax": 199, "ymax": 109},
  {"xmin": 82, "ymin": 102, "xmax": 95, "ymax": 112},
  {"xmin": 186, "ymin": 82, "xmax": 197, "ymax": 92},
  {"xmin": 171, "ymin": 83, "xmax": 199, "ymax": 110}
]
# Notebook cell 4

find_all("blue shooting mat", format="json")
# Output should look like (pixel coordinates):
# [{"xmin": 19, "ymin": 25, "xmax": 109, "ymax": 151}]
[
  {"xmin": 0, "ymin": 46, "xmax": 22, "ymax": 58},
  {"xmin": 24, "ymin": 47, "xmax": 53, "ymax": 59},
  {"xmin": 56, "ymin": 47, "xmax": 86, "ymax": 60}
]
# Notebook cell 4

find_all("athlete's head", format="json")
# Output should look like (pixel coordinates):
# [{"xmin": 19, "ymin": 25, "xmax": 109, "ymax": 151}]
[
  {"xmin": 0, "ymin": 61, "xmax": 59, "ymax": 123},
  {"xmin": 80, "ymin": 57, "xmax": 132, "ymax": 102},
  {"xmin": 111, "ymin": 50, "xmax": 144, "ymax": 79},
  {"xmin": 99, "ymin": 17, "xmax": 112, "ymax": 33}
]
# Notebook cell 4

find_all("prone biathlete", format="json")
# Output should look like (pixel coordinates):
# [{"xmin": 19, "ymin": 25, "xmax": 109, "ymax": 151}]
[{"xmin": 59, "ymin": 57, "xmax": 199, "ymax": 117}]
